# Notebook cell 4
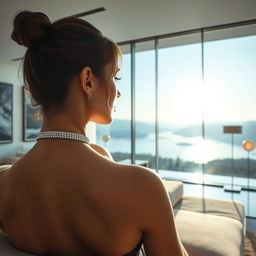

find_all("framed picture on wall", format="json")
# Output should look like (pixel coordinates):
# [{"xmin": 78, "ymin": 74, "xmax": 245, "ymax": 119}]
[
  {"xmin": 0, "ymin": 82, "xmax": 13, "ymax": 144},
  {"xmin": 23, "ymin": 87, "xmax": 42, "ymax": 141}
]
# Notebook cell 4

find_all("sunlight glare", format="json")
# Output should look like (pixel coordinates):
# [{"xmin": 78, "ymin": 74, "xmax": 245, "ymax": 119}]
[
  {"xmin": 203, "ymin": 77, "xmax": 228, "ymax": 123},
  {"xmin": 181, "ymin": 137, "xmax": 219, "ymax": 164},
  {"xmin": 172, "ymin": 76, "xmax": 203, "ymax": 124}
]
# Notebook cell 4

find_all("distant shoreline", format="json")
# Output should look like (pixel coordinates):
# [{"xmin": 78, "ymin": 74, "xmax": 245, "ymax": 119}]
[
  {"xmin": 97, "ymin": 119, "xmax": 256, "ymax": 147},
  {"xmin": 111, "ymin": 152, "xmax": 256, "ymax": 179}
]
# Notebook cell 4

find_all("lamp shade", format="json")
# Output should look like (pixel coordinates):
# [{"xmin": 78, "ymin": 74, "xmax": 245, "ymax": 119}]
[
  {"xmin": 242, "ymin": 140, "xmax": 255, "ymax": 152},
  {"xmin": 102, "ymin": 134, "xmax": 110, "ymax": 142}
]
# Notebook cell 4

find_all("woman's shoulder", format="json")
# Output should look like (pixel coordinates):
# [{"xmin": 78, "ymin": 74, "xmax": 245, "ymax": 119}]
[
  {"xmin": 121, "ymin": 164, "xmax": 163, "ymax": 187},
  {"xmin": 89, "ymin": 143, "xmax": 113, "ymax": 160},
  {"xmin": 0, "ymin": 165, "xmax": 13, "ymax": 189},
  {"xmin": 110, "ymin": 163, "xmax": 165, "ymax": 202},
  {"xmin": 0, "ymin": 165, "xmax": 12, "ymax": 180}
]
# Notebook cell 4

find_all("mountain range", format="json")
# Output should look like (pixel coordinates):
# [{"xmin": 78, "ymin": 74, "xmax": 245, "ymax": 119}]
[
  {"xmin": 97, "ymin": 119, "xmax": 256, "ymax": 146},
  {"xmin": 174, "ymin": 120, "xmax": 256, "ymax": 146}
]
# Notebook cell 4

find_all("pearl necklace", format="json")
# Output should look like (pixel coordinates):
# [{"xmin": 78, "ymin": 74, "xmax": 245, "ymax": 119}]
[{"xmin": 37, "ymin": 131, "xmax": 90, "ymax": 144}]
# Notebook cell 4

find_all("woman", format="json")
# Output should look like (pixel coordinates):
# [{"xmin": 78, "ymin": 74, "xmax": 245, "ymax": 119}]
[{"xmin": 0, "ymin": 11, "xmax": 188, "ymax": 256}]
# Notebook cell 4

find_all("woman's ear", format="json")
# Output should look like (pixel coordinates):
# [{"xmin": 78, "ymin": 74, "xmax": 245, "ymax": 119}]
[{"xmin": 80, "ymin": 66, "xmax": 93, "ymax": 96}]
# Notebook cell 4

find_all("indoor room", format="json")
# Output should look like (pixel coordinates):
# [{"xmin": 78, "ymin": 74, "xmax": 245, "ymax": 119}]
[{"xmin": 0, "ymin": 1, "xmax": 256, "ymax": 255}]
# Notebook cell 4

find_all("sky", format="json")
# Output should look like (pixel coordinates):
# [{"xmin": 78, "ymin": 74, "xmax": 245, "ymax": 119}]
[{"xmin": 113, "ymin": 34, "xmax": 256, "ymax": 126}]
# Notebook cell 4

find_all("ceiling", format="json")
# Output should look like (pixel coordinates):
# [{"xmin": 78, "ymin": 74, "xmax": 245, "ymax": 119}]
[{"xmin": 0, "ymin": 0, "xmax": 256, "ymax": 64}]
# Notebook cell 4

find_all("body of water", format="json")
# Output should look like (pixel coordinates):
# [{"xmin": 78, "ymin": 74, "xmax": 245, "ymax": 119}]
[
  {"xmin": 100, "ymin": 131, "xmax": 256, "ymax": 163},
  {"xmin": 158, "ymin": 169, "xmax": 256, "ymax": 188}
]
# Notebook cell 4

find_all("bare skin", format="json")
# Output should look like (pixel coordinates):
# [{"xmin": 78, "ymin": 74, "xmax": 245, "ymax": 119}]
[{"xmin": 0, "ymin": 62, "xmax": 188, "ymax": 256}]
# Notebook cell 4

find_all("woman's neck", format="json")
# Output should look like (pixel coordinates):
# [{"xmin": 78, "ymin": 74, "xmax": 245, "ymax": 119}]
[{"xmin": 40, "ymin": 111, "xmax": 88, "ymax": 135}]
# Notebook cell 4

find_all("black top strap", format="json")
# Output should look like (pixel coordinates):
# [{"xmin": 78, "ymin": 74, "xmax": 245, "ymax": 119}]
[{"xmin": 123, "ymin": 238, "xmax": 143, "ymax": 256}]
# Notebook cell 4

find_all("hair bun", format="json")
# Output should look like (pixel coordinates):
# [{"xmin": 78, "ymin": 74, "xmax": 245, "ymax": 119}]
[{"xmin": 11, "ymin": 11, "xmax": 51, "ymax": 48}]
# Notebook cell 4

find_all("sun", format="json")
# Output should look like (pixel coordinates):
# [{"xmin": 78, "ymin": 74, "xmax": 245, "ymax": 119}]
[
  {"xmin": 171, "ymin": 76, "xmax": 227, "ymax": 125},
  {"xmin": 171, "ymin": 76, "xmax": 203, "ymax": 124}
]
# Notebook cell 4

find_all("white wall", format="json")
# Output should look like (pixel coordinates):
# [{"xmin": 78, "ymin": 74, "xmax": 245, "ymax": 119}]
[{"xmin": 0, "ymin": 61, "xmax": 96, "ymax": 163}]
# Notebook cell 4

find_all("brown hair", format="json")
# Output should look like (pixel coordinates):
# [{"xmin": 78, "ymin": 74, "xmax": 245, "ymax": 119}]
[{"xmin": 11, "ymin": 11, "xmax": 121, "ymax": 112}]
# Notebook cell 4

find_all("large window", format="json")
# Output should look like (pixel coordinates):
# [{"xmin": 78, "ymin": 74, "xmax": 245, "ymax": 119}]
[
  {"xmin": 158, "ymin": 34, "xmax": 202, "ymax": 180},
  {"xmin": 204, "ymin": 25, "xmax": 256, "ymax": 216},
  {"xmin": 135, "ymin": 41, "xmax": 156, "ymax": 168},
  {"xmin": 96, "ymin": 22, "xmax": 256, "ymax": 217}
]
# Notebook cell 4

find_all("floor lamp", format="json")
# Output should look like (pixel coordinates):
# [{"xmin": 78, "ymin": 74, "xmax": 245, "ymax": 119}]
[
  {"xmin": 223, "ymin": 125, "xmax": 242, "ymax": 192},
  {"xmin": 242, "ymin": 140, "xmax": 255, "ymax": 215}
]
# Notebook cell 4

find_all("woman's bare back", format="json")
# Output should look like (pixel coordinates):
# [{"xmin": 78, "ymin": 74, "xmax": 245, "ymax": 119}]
[{"xmin": 0, "ymin": 141, "xmax": 144, "ymax": 256}]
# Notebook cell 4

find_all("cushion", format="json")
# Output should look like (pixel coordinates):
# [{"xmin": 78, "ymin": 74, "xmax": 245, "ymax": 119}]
[
  {"xmin": 0, "ymin": 233, "xmax": 36, "ymax": 256},
  {"xmin": 0, "ymin": 165, "xmax": 12, "ymax": 172},
  {"xmin": 162, "ymin": 180, "xmax": 183, "ymax": 207},
  {"xmin": 2, "ymin": 157, "xmax": 20, "ymax": 165},
  {"xmin": 174, "ymin": 209, "xmax": 244, "ymax": 256},
  {"xmin": 175, "ymin": 196, "xmax": 245, "ymax": 225}
]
